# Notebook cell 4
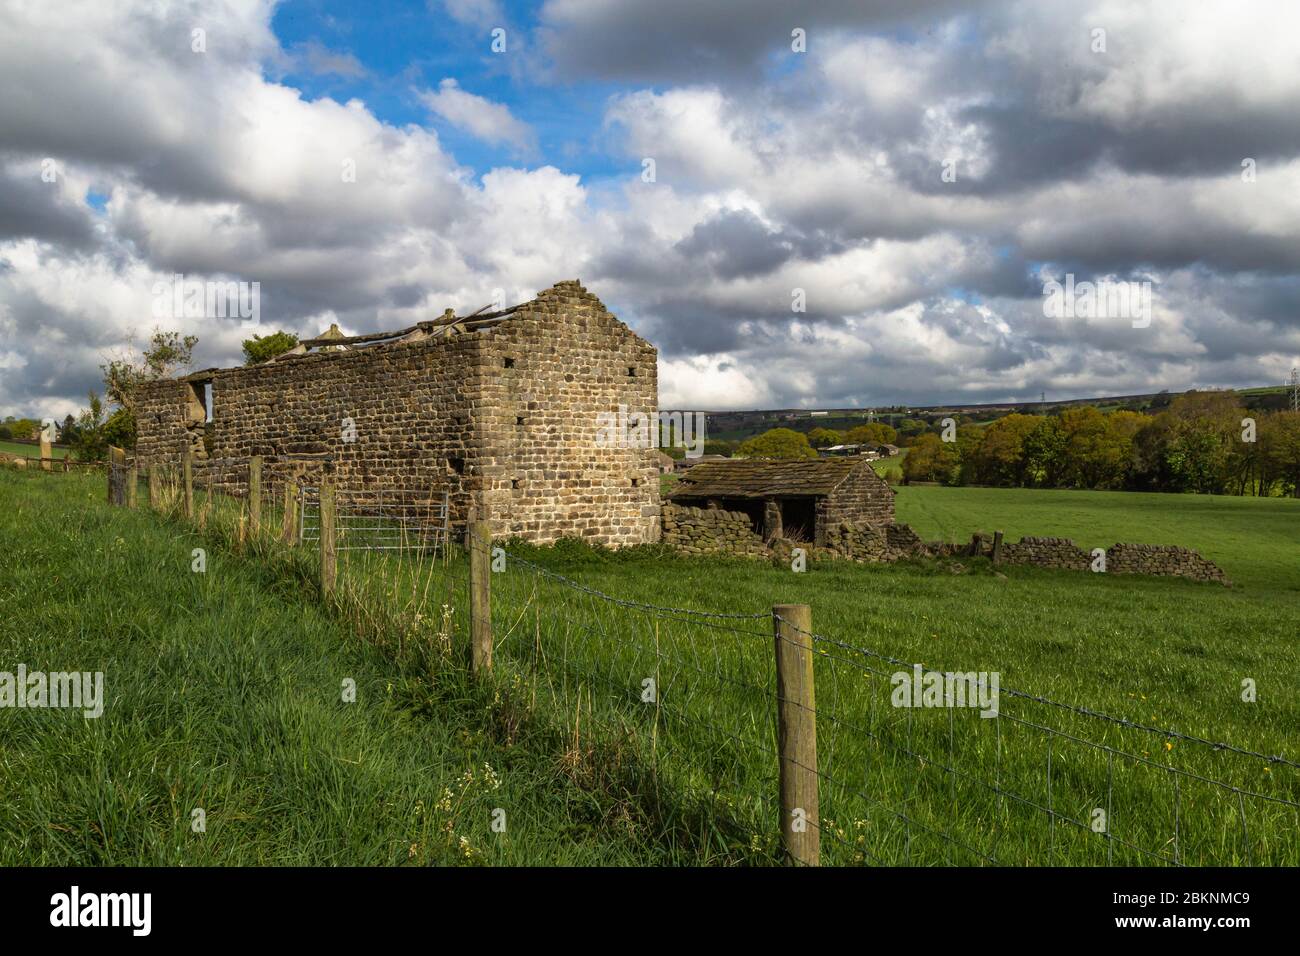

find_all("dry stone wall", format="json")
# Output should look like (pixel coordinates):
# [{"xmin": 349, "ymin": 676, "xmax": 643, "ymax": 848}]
[
  {"xmin": 661, "ymin": 505, "xmax": 1230, "ymax": 585},
  {"xmin": 1106, "ymin": 543, "xmax": 1230, "ymax": 584},
  {"xmin": 997, "ymin": 536, "xmax": 1092, "ymax": 571},
  {"xmin": 661, "ymin": 503, "xmax": 769, "ymax": 557}
]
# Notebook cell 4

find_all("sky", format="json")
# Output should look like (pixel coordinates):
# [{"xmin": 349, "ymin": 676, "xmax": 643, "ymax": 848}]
[{"xmin": 1, "ymin": 0, "xmax": 1299, "ymax": 419}]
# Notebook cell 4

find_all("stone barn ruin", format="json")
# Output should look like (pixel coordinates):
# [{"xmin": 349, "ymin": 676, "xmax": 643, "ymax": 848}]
[
  {"xmin": 133, "ymin": 280, "xmax": 661, "ymax": 546},
  {"xmin": 667, "ymin": 458, "xmax": 894, "ymax": 545}
]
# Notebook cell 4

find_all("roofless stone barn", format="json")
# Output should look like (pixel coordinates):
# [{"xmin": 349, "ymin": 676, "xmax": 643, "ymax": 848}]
[
  {"xmin": 133, "ymin": 280, "xmax": 661, "ymax": 546},
  {"xmin": 668, "ymin": 458, "xmax": 895, "ymax": 545}
]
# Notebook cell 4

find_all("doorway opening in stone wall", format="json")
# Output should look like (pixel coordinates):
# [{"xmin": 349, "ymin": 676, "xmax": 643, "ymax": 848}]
[
  {"xmin": 778, "ymin": 497, "xmax": 816, "ymax": 542},
  {"xmin": 184, "ymin": 378, "xmax": 214, "ymax": 457}
]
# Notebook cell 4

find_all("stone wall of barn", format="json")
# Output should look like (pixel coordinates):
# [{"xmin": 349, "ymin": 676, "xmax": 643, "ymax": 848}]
[
  {"xmin": 816, "ymin": 466, "xmax": 895, "ymax": 542},
  {"xmin": 131, "ymin": 280, "xmax": 659, "ymax": 547},
  {"xmin": 474, "ymin": 281, "xmax": 659, "ymax": 547},
  {"xmin": 134, "ymin": 379, "xmax": 207, "ymax": 463}
]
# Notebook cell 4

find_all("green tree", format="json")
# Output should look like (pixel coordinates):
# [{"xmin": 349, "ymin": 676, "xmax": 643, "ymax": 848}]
[
  {"xmin": 71, "ymin": 392, "xmax": 108, "ymax": 461},
  {"xmin": 1260, "ymin": 411, "xmax": 1300, "ymax": 497},
  {"xmin": 102, "ymin": 408, "xmax": 137, "ymax": 450},
  {"xmin": 1164, "ymin": 392, "xmax": 1246, "ymax": 494},
  {"xmin": 736, "ymin": 428, "xmax": 819, "ymax": 460},
  {"xmin": 242, "ymin": 330, "xmax": 299, "ymax": 365},
  {"xmin": 965, "ymin": 413, "xmax": 1041, "ymax": 486},
  {"xmin": 806, "ymin": 427, "xmax": 843, "ymax": 448},
  {"xmin": 99, "ymin": 329, "xmax": 199, "ymax": 451},
  {"xmin": 0, "ymin": 417, "xmax": 39, "ymax": 441},
  {"xmin": 1057, "ymin": 406, "xmax": 1142, "ymax": 489},
  {"xmin": 845, "ymin": 422, "xmax": 898, "ymax": 446},
  {"xmin": 101, "ymin": 330, "xmax": 199, "ymax": 415},
  {"xmin": 57, "ymin": 414, "xmax": 78, "ymax": 445},
  {"xmin": 902, "ymin": 433, "xmax": 960, "ymax": 484},
  {"xmin": 1022, "ymin": 417, "xmax": 1067, "ymax": 487},
  {"xmin": 895, "ymin": 418, "xmax": 928, "ymax": 439}
]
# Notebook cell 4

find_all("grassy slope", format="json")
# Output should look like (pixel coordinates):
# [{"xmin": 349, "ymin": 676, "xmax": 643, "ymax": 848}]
[
  {"xmin": 4, "ymin": 471, "xmax": 1297, "ymax": 866},
  {"xmin": 0, "ymin": 471, "xmax": 677, "ymax": 866}
]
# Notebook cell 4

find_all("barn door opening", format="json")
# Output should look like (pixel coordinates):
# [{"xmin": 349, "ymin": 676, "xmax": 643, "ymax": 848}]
[{"xmin": 778, "ymin": 497, "xmax": 817, "ymax": 542}]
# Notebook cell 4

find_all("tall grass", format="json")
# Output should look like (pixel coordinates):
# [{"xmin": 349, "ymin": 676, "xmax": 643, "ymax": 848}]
[{"xmin": 0, "ymin": 470, "xmax": 711, "ymax": 865}]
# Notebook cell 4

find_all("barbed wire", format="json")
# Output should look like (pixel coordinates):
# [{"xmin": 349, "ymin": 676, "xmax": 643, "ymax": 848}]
[{"xmin": 775, "ymin": 613, "xmax": 1300, "ymax": 772}]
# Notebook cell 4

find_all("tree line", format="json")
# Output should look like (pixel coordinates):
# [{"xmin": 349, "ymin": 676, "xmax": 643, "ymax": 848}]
[{"xmin": 903, "ymin": 392, "xmax": 1300, "ymax": 497}]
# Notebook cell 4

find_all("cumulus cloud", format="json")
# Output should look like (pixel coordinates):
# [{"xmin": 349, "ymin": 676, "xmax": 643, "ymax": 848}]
[
  {"xmin": 419, "ymin": 79, "xmax": 537, "ymax": 155},
  {"xmin": 291, "ymin": 40, "xmax": 367, "ymax": 78},
  {"xmin": 0, "ymin": 0, "xmax": 1297, "ymax": 418}
]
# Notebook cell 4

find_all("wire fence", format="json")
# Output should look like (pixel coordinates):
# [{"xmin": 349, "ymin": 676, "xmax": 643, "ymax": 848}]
[
  {"xmin": 468, "ymin": 529, "xmax": 1299, "ymax": 867},
  {"xmin": 101, "ymin": 457, "xmax": 1298, "ymax": 867},
  {"xmin": 481, "ymin": 541, "xmax": 781, "ymax": 858}
]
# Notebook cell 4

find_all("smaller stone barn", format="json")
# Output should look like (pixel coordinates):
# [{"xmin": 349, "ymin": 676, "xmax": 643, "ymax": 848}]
[{"xmin": 668, "ymin": 458, "xmax": 894, "ymax": 545}]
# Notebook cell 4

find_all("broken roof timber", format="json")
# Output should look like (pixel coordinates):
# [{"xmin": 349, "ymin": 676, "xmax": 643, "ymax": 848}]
[{"xmin": 293, "ymin": 301, "xmax": 527, "ymax": 351}]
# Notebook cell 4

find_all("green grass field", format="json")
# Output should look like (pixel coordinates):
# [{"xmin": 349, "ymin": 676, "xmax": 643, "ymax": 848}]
[
  {"xmin": 893, "ymin": 484, "xmax": 1300, "ymax": 592},
  {"xmin": 0, "ymin": 471, "xmax": 700, "ymax": 865},
  {"xmin": 3, "ymin": 469, "xmax": 1297, "ymax": 866},
  {"xmin": 0, "ymin": 440, "xmax": 70, "ymax": 459}
]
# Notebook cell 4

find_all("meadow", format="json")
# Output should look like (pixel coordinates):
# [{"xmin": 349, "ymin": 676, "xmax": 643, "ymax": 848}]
[
  {"xmin": 0, "ymin": 440, "xmax": 70, "ymax": 460},
  {"xmin": 2, "ymin": 468, "xmax": 1297, "ymax": 866}
]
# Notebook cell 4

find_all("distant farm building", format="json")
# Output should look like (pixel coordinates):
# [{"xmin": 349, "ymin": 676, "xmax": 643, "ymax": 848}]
[
  {"xmin": 822, "ymin": 443, "xmax": 864, "ymax": 457},
  {"xmin": 668, "ymin": 458, "xmax": 894, "ymax": 544}
]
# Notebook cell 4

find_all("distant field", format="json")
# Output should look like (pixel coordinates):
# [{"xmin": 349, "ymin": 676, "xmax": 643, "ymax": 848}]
[
  {"xmin": 0, "ymin": 440, "xmax": 70, "ymax": 459},
  {"xmin": 893, "ymin": 484, "xmax": 1300, "ymax": 592},
  {"xmin": 871, "ymin": 448, "xmax": 906, "ymax": 479}
]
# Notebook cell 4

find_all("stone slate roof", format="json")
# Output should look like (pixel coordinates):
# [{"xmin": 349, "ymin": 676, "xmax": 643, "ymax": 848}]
[{"xmin": 669, "ymin": 458, "xmax": 867, "ymax": 500}]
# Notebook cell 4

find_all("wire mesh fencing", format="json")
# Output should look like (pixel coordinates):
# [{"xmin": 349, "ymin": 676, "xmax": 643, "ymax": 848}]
[
  {"xmin": 102, "ymin": 469, "xmax": 1299, "ymax": 867},
  {"xmin": 299, "ymin": 485, "xmax": 451, "ymax": 555}
]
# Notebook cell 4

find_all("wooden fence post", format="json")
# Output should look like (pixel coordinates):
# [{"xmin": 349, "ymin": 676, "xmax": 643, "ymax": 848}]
[
  {"xmin": 248, "ymin": 456, "xmax": 262, "ymax": 529},
  {"xmin": 773, "ymin": 603, "xmax": 819, "ymax": 866},
  {"xmin": 126, "ymin": 460, "xmax": 138, "ymax": 509},
  {"xmin": 992, "ymin": 530, "xmax": 1004, "ymax": 565},
  {"xmin": 468, "ymin": 520, "xmax": 493, "ymax": 676},
  {"xmin": 108, "ymin": 446, "xmax": 126, "ymax": 505},
  {"xmin": 182, "ymin": 451, "xmax": 194, "ymax": 519},
  {"xmin": 148, "ymin": 460, "xmax": 160, "ymax": 509},
  {"xmin": 282, "ymin": 480, "xmax": 298, "ymax": 545},
  {"xmin": 319, "ymin": 481, "xmax": 336, "ymax": 598}
]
